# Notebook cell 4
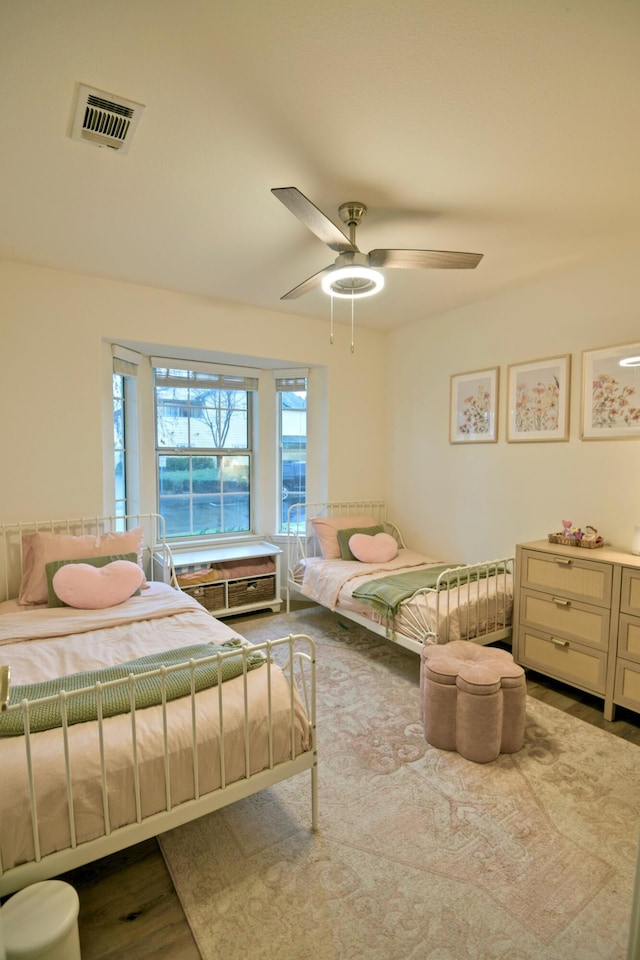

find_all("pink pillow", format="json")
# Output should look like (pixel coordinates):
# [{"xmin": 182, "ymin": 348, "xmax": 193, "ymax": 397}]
[
  {"xmin": 52, "ymin": 560, "xmax": 145, "ymax": 610},
  {"xmin": 349, "ymin": 532, "xmax": 398, "ymax": 564},
  {"xmin": 310, "ymin": 515, "xmax": 379, "ymax": 560},
  {"xmin": 19, "ymin": 528, "xmax": 144, "ymax": 605}
]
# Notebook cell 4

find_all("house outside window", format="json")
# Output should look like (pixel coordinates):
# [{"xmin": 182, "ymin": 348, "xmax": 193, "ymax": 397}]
[{"xmin": 153, "ymin": 362, "xmax": 258, "ymax": 539}]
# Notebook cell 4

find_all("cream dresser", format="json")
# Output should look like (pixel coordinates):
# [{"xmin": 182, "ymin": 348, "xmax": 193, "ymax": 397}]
[{"xmin": 513, "ymin": 539, "xmax": 640, "ymax": 720}]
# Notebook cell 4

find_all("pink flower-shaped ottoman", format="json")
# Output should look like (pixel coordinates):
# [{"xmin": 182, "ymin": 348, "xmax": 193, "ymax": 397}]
[{"xmin": 420, "ymin": 640, "xmax": 526, "ymax": 763}]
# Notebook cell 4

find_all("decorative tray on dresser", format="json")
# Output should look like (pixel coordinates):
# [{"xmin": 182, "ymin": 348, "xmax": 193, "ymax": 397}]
[{"xmin": 513, "ymin": 539, "xmax": 640, "ymax": 720}]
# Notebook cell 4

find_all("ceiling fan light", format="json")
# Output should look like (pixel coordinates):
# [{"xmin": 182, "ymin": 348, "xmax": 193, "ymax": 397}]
[
  {"xmin": 321, "ymin": 265, "xmax": 384, "ymax": 299},
  {"xmin": 619, "ymin": 356, "xmax": 640, "ymax": 367}
]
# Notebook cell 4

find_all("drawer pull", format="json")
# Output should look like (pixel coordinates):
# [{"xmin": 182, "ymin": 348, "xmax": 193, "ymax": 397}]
[
  {"xmin": 550, "ymin": 636, "xmax": 570, "ymax": 648},
  {"xmin": 552, "ymin": 597, "xmax": 571, "ymax": 607},
  {"xmin": 555, "ymin": 558, "xmax": 572, "ymax": 567}
]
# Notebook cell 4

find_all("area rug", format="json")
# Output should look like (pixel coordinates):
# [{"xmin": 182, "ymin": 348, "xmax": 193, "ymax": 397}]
[{"xmin": 159, "ymin": 606, "xmax": 640, "ymax": 960}]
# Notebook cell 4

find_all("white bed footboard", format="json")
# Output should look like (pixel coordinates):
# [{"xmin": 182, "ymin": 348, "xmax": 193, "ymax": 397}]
[
  {"xmin": 0, "ymin": 635, "xmax": 317, "ymax": 896},
  {"xmin": 391, "ymin": 558, "xmax": 514, "ymax": 647}
]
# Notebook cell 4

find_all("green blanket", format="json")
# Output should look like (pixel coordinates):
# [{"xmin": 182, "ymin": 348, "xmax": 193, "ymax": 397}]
[
  {"xmin": 351, "ymin": 563, "xmax": 480, "ymax": 618},
  {"xmin": 0, "ymin": 640, "xmax": 264, "ymax": 738}
]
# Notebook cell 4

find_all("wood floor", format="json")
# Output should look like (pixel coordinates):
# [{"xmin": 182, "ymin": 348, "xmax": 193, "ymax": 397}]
[{"xmin": 19, "ymin": 636, "xmax": 640, "ymax": 959}]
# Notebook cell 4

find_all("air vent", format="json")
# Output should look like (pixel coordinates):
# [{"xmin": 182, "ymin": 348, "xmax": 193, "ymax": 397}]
[{"xmin": 70, "ymin": 84, "xmax": 145, "ymax": 154}]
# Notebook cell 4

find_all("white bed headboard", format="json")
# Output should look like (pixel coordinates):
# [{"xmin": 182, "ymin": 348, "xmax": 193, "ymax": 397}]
[
  {"xmin": 0, "ymin": 513, "xmax": 168, "ymax": 603},
  {"xmin": 285, "ymin": 500, "xmax": 405, "ymax": 577}
]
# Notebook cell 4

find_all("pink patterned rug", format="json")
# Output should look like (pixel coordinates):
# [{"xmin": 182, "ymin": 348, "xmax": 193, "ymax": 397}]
[{"xmin": 159, "ymin": 606, "xmax": 640, "ymax": 960}]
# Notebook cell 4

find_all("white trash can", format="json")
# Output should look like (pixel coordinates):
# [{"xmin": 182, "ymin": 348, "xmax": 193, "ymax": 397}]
[{"xmin": 0, "ymin": 881, "xmax": 81, "ymax": 960}]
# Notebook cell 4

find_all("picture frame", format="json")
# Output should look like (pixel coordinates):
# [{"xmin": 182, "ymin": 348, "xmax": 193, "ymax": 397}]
[
  {"xmin": 450, "ymin": 367, "xmax": 499, "ymax": 444},
  {"xmin": 581, "ymin": 341, "xmax": 640, "ymax": 440},
  {"xmin": 506, "ymin": 354, "xmax": 570, "ymax": 442}
]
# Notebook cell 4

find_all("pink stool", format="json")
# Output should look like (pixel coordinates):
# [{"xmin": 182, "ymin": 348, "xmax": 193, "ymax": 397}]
[{"xmin": 420, "ymin": 640, "xmax": 526, "ymax": 763}]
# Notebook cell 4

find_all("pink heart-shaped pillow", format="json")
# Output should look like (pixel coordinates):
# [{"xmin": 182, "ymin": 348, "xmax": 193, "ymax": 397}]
[
  {"xmin": 52, "ymin": 560, "xmax": 145, "ymax": 610},
  {"xmin": 349, "ymin": 532, "xmax": 398, "ymax": 564}
]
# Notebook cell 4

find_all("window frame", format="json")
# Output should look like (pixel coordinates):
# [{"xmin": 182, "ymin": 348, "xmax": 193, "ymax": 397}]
[
  {"xmin": 112, "ymin": 348, "xmax": 141, "ymax": 520},
  {"xmin": 153, "ymin": 362, "xmax": 258, "ymax": 541},
  {"xmin": 275, "ymin": 372, "xmax": 308, "ymax": 534},
  {"xmin": 108, "ymin": 349, "xmax": 318, "ymax": 543}
]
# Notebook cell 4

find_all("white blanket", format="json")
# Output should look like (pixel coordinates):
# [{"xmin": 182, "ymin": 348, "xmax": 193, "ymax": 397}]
[{"xmin": 0, "ymin": 582, "xmax": 199, "ymax": 647}]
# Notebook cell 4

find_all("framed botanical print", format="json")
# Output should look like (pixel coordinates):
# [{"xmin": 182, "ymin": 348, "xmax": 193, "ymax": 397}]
[
  {"xmin": 507, "ymin": 355, "xmax": 570, "ymax": 442},
  {"xmin": 581, "ymin": 342, "xmax": 640, "ymax": 440},
  {"xmin": 450, "ymin": 367, "xmax": 499, "ymax": 444}
]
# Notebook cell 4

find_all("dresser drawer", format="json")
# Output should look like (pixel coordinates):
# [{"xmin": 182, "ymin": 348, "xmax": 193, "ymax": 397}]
[
  {"xmin": 519, "ymin": 588, "xmax": 610, "ymax": 650},
  {"xmin": 617, "ymin": 614, "xmax": 640, "ymax": 663},
  {"xmin": 621, "ymin": 568, "xmax": 640, "ymax": 617},
  {"xmin": 519, "ymin": 550, "xmax": 612, "ymax": 607},
  {"xmin": 517, "ymin": 626, "xmax": 607, "ymax": 695},
  {"xmin": 614, "ymin": 657, "xmax": 640, "ymax": 711}
]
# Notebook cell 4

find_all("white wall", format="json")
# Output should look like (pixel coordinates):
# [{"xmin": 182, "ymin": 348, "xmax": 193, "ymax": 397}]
[
  {"xmin": 387, "ymin": 248, "xmax": 640, "ymax": 562},
  {"xmin": 0, "ymin": 261, "xmax": 389, "ymax": 527},
  {"xmin": 4, "ymin": 252, "xmax": 639, "ymax": 557}
]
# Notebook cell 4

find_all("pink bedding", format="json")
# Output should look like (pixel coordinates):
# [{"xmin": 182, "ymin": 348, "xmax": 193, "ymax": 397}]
[
  {"xmin": 0, "ymin": 583, "xmax": 310, "ymax": 874},
  {"xmin": 298, "ymin": 550, "xmax": 513, "ymax": 644}
]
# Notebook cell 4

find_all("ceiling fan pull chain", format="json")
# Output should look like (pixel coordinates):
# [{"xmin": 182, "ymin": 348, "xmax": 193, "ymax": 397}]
[
  {"xmin": 351, "ymin": 298, "xmax": 355, "ymax": 353},
  {"xmin": 330, "ymin": 295, "xmax": 334, "ymax": 344}
]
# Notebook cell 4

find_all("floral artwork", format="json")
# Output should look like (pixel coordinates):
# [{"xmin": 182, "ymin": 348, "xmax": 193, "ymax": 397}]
[
  {"xmin": 507, "ymin": 356, "xmax": 570, "ymax": 442},
  {"xmin": 461, "ymin": 384, "xmax": 491, "ymax": 434},
  {"xmin": 582, "ymin": 343, "xmax": 640, "ymax": 440},
  {"xmin": 591, "ymin": 373, "xmax": 640, "ymax": 428},
  {"xmin": 515, "ymin": 377, "xmax": 559, "ymax": 431},
  {"xmin": 450, "ymin": 368, "xmax": 498, "ymax": 443}
]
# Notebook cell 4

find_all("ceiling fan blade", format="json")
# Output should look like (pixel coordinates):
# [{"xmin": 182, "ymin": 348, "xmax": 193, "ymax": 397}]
[
  {"xmin": 280, "ymin": 264, "xmax": 335, "ymax": 300},
  {"xmin": 272, "ymin": 187, "xmax": 355, "ymax": 254},
  {"xmin": 368, "ymin": 249, "xmax": 483, "ymax": 269}
]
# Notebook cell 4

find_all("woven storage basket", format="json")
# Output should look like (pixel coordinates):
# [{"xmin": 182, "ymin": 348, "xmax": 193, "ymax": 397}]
[
  {"xmin": 183, "ymin": 582, "xmax": 226, "ymax": 611},
  {"xmin": 228, "ymin": 576, "xmax": 276, "ymax": 608},
  {"xmin": 547, "ymin": 533, "xmax": 603, "ymax": 549}
]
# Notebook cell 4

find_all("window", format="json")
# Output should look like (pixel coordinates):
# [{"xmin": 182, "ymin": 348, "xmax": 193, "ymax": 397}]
[
  {"xmin": 153, "ymin": 362, "xmax": 259, "ymax": 539},
  {"xmin": 110, "ymin": 351, "xmax": 314, "ymax": 540},
  {"xmin": 113, "ymin": 373, "xmax": 127, "ymax": 517},
  {"xmin": 276, "ymin": 373, "xmax": 307, "ymax": 533},
  {"xmin": 112, "ymin": 348, "xmax": 140, "ymax": 519}
]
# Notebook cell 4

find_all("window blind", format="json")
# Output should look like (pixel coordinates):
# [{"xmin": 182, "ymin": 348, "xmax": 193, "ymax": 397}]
[
  {"xmin": 273, "ymin": 368, "xmax": 309, "ymax": 392},
  {"xmin": 112, "ymin": 344, "xmax": 142, "ymax": 377},
  {"xmin": 151, "ymin": 357, "xmax": 259, "ymax": 391}
]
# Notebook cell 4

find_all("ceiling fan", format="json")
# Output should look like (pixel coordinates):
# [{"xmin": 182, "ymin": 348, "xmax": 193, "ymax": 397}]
[{"xmin": 272, "ymin": 186, "xmax": 483, "ymax": 300}]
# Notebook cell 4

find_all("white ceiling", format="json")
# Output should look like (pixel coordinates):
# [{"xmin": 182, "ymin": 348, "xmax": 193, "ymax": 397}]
[{"xmin": 2, "ymin": 0, "xmax": 640, "ymax": 331}]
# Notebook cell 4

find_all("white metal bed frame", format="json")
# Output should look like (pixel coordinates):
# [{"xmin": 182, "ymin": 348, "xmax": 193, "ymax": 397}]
[
  {"xmin": 286, "ymin": 500, "xmax": 514, "ymax": 655},
  {"xmin": 0, "ymin": 514, "xmax": 317, "ymax": 896}
]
